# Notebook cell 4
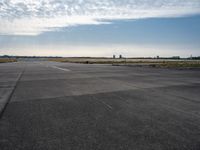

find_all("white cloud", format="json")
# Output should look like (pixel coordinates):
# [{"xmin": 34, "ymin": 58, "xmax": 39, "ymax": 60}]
[{"xmin": 0, "ymin": 0, "xmax": 200, "ymax": 35}]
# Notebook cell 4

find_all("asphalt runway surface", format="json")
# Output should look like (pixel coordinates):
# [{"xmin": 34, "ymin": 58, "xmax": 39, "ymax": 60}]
[{"xmin": 0, "ymin": 61, "xmax": 200, "ymax": 150}]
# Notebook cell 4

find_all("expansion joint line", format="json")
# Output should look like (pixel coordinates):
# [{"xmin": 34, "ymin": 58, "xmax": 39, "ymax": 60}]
[{"xmin": 0, "ymin": 65, "xmax": 26, "ymax": 119}]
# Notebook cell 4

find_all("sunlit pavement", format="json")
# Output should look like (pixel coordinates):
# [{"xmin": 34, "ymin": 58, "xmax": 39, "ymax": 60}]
[{"xmin": 0, "ymin": 61, "xmax": 200, "ymax": 150}]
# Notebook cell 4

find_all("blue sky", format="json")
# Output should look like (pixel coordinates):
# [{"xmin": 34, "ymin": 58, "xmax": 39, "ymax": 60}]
[{"xmin": 0, "ymin": 0, "xmax": 200, "ymax": 57}]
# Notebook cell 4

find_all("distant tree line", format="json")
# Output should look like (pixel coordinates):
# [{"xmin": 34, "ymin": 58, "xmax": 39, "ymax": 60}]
[
  {"xmin": 0, "ymin": 55, "xmax": 200, "ymax": 60},
  {"xmin": 0, "ymin": 55, "xmax": 62, "ymax": 59}
]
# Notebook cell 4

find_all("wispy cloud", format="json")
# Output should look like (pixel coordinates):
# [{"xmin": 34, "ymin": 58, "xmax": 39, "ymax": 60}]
[{"xmin": 0, "ymin": 0, "xmax": 200, "ymax": 35}]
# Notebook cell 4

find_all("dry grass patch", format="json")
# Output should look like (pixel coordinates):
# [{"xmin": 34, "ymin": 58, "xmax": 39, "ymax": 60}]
[
  {"xmin": 151, "ymin": 61, "xmax": 200, "ymax": 68},
  {"xmin": 49, "ymin": 58, "xmax": 200, "ymax": 68},
  {"xmin": 0, "ymin": 58, "xmax": 17, "ymax": 63}
]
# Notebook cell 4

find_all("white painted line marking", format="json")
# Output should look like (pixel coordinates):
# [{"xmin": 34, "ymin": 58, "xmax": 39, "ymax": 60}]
[
  {"xmin": 38, "ymin": 62, "xmax": 71, "ymax": 72},
  {"xmin": 51, "ymin": 66, "xmax": 71, "ymax": 72},
  {"xmin": 101, "ymin": 101, "xmax": 113, "ymax": 110}
]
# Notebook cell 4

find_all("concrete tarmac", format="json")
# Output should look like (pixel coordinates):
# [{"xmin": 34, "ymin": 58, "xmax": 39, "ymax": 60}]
[{"xmin": 0, "ymin": 61, "xmax": 200, "ymax": 150}]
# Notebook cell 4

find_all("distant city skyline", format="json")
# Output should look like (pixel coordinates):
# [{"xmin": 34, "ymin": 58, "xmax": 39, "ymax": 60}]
[{"xmin": 0, "ymin": 0, "xmax": 200, "ymax": 57}]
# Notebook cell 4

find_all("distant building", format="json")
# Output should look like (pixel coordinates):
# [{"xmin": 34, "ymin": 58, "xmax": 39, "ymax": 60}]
[
  {"xmin": 119, "ymin": 55, "xmax": 122, "ymax": 59},
  {"xmin": 113, "ymin": 55, "xmax": 116, "ymax": 59}
]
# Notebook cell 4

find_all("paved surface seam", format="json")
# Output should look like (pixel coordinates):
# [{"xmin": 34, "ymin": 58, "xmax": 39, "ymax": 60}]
[{"xmin": 0, "ymin": 67, "xmax": 25, "ymax": 119}]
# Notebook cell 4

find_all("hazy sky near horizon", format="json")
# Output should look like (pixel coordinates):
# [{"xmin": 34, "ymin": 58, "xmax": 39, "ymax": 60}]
[{"xmin": 0, "ymin": 0, "xmax": 200, "ymax": 57}]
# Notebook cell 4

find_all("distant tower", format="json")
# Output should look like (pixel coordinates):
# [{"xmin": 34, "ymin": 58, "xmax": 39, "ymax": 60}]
[
  {"xmin": 113, "ymin": 55, "xmax": 116, "ymax": 59},
  {"xmin": 119, "ymin": 55, "xmax": 122, "ymax": 59}
]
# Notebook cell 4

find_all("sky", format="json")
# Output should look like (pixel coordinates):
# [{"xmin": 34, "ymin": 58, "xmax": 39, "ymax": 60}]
[{"xmin": 0, "ymin": 0, "xmax": 200, "ymax": 57}]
